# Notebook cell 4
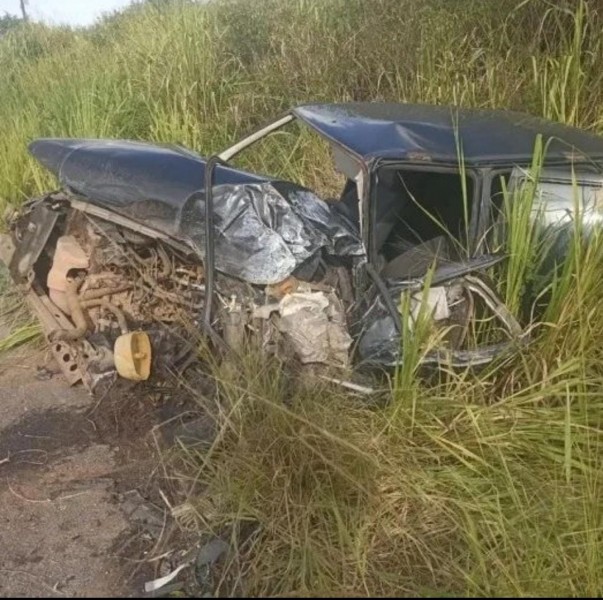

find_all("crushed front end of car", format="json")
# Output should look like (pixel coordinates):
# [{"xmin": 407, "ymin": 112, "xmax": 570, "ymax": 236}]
[
  {"xmin": 0, "ymin": 184, "xmax": 365, "ymax": 394},
  {"xmin": 0, "ymin": 190, "xmax": 522, "ymax": 396}
]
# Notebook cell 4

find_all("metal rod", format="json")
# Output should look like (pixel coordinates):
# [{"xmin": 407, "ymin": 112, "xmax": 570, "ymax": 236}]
[
  {"xmin": 203, "ymin": 155, "xmax": 226, "ymax": 333},
  {"xmin": 199, "ymin": 157, "xmax": 244, "ymax": 355}
]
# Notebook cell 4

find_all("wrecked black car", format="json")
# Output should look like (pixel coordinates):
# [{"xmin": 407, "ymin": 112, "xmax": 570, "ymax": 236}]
[{"xmin": 2, "ymin": 103, "xmax": 603, "ymax": 394}]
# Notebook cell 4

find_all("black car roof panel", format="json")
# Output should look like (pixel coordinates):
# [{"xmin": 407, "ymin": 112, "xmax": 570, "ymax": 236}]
[{"xmin": 293, "ymin": 103, "xmax": 603, "ymax": 166}]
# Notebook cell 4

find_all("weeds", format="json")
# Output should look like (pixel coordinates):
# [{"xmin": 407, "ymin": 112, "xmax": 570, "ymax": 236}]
[
  {"xmin": 1, "ymin": 0, "xmax": 603, "ymax": 596},
  {"xmin": 0, "ymin": 267, "xmax": 41, "ymax": 354},
  {"xmin": 0, "ymin": 0, "xmax": 602, "ymax": 208}
]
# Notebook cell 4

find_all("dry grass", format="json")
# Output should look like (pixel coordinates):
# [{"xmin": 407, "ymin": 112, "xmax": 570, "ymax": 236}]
[{"xmin": 1, "ymin": 0, "xmax": 603, "ymax": 596}]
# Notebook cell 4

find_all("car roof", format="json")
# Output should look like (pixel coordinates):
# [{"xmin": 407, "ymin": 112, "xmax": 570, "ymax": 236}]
[{"xmin": 292, "ymin": 102, "xmax": 603, "ymax": 167}]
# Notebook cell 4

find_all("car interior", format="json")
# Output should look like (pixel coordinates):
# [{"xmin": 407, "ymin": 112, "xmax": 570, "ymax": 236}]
[{"xmin": 333, "ymin": 168, "xmax": 474, "ymax": 280}]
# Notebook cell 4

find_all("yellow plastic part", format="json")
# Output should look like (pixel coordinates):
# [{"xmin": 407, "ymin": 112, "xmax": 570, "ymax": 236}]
[{"xmin": 114, "ymin": 331, "xmax": 152, "ymax": 381}]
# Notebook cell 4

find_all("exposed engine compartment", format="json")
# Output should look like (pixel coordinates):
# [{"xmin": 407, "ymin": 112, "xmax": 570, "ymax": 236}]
[
  {"xmin": 50, "ymin": 210, "xmax": 206, "ymax": 332},
  {"xmin": 11, "ymin": 194, "xmax": 209, "ymax": 394},
  {"xmin": 2, "ymin": 191, "xmax": 361, "ymax": 395}
]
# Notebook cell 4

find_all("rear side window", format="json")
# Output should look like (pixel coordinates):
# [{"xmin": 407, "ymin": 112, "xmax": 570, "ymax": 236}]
[
  {"xmin": 509, "ymin": 168, "xmax": 603, "ymax": 227},
  {"xmin": 484, "ymin": 168, "xmax": 603, "ymax": 252}
]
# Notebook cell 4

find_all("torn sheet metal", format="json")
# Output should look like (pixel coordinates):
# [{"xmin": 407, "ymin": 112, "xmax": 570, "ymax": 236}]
[
  {"xmin": 180, "ymin": 181, "xmax": 364, "ymax": 285},
  {"xmin": 356, "ymin": 259, "xmax": 524, "ymax": 368},
  {"xmin": 5, "ymin": 201, "xmax": 61, "ymax": 284},
  {"xmin": 255, "ymin": 290, "xmax": 353, "ymax": 367}
]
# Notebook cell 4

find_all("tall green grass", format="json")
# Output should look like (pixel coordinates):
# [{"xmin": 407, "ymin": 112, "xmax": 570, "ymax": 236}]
[
  {"xmin": 2, "ymin": 0, "xmax": 603, "ymax": 596},
  {"xmin": 0, "ymin": 0, "xmax": 602, "ymax": 208},
  {"xmin": 163, "ymin": 186, "xmax": 603, "ymax": 594}
]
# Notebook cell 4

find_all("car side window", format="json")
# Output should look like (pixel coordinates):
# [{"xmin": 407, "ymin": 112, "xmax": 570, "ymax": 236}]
[{"xmin": 227, "ymin": 120, "xmax": 346, "ymax": 200}]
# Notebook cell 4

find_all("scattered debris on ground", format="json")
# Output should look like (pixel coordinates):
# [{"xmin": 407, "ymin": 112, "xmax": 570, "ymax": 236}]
[{"xmin": 0, "ymin": 344, "xmax": 219, "ymax": 598}]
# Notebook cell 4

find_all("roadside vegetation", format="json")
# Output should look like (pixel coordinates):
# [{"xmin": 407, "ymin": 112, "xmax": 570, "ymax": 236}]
[{"xmin": 1, "ymin": 0, "xmax": 603, "ymax": 596}]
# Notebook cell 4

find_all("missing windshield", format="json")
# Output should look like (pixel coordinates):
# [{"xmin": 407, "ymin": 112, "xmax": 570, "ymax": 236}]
[{"xmin": 372, "ymin": 167, "xmax": 475, "ymax": 278}]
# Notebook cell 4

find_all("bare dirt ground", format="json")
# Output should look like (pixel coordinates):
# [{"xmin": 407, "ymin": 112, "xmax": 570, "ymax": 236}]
[{"xmin": 0, "ymin": 343, "xmax": 203, "ymax": 597}]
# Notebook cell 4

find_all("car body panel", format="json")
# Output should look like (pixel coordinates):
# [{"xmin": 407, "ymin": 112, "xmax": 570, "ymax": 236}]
[
  {"xmin": 292, "ymin": 102, "xmax": 603, "ymax": 165},
  {"xmin": 28, "ymin": 138, "xmax": 266, "ymax": 236}
]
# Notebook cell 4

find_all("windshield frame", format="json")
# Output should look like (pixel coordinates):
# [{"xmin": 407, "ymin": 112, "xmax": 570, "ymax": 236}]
[{"xmin": 366, "ymin": 160, "xmax": 482, "ymax": 265}]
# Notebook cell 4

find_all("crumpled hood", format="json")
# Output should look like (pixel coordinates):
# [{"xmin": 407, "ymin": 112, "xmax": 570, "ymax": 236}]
[
  {"xmin": 28, "ymin": 138, "xmax": 266, "ymax": 237},
  {"xmin": 29, "ymin": 138, "xmax": 365, "ymax": 285}
]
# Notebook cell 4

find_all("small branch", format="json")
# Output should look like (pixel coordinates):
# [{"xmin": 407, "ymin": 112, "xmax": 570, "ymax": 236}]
[
  {"xmin": 7, "ymin": 478, "xmax": 91, "ymax": 503},
  {"xmin": 7, "ymin": 479, "xmax": 51, "ymax": 503}
]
